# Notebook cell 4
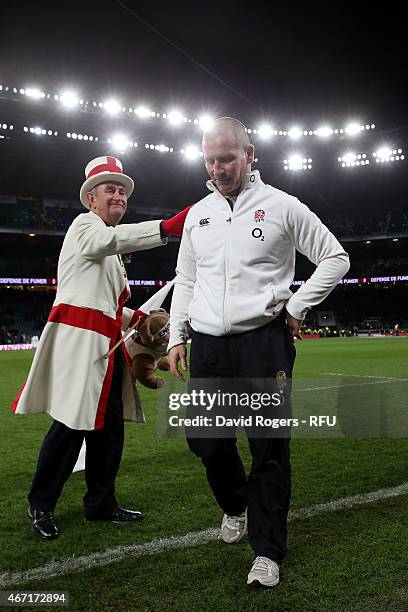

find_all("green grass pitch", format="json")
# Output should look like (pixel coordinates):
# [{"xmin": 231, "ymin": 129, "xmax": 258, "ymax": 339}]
[{"xmin": 0, "ymin": 338, "xmax": 407, "ymax": 611}]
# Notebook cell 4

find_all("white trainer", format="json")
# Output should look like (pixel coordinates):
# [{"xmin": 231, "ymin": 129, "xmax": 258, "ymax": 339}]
[
  {"xmin": 220, "ymin": 509, "xmax": 247, "ymax": 543},
  {"xmin": 247, "ymin": 556, "xmax": 280, "ymax": 587}
]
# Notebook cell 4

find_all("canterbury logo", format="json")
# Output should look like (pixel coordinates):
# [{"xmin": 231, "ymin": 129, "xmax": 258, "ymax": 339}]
[{"xmin": 199, "ymin": 217, "xmax": 210, "ymax": 226}]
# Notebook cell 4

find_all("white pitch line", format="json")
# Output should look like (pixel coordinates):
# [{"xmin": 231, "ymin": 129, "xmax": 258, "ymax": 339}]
[
  {"xmin": 1, "ymin": 481, "xmax": 408, "ymax": 588},
  {"xmin": 300, "ymin": 379, "xmax": 406, "ymax": 392},
  {"xmin": 288, "ymin": 481, "xmax": 408, "ymax": 519},
  {"xmin": 320, "ymin": 372, "xmax": 404, "ymax": 381}
]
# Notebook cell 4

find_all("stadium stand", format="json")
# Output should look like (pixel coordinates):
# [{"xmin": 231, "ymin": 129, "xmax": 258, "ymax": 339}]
[
  {"xmin": 1, "ymin": 195, "xmax": 408, "ymax": 238},
  {"xmin": 1, "ymin": 194, "xmax": 407, "ymax": 343},
  {"xmin": 0, "ymin": 195, "xmax": 178, "ymax": 233}
]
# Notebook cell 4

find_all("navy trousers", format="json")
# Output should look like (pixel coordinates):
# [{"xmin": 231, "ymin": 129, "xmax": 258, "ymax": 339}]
[{"xmin": 186, "ymin": 315, "xmax": 295, "ymax": 564}]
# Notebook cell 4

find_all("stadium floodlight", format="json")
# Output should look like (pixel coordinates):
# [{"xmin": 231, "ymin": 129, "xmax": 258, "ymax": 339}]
[
  {"xmin": 110, "ymin": 133, "xmax": 130, "ymax": 153},
  {"xmin": 29, "ymin": 126, "xmax": 44, "ymax": 135},
  {"xmin": 67, "ymin": 132, "xmax": 93, "ymax": 141},
  {"xmin": 345, "ymin": 122, "xmax": 361, "ymax": 135},
  {"xmin": 198, "ymin": 115, "xmax": 215, "ymax": 131},
  {"xmin": 183, "ymin": 145, "xmax": 200, "ymax": 160},
  {"xmin": 288, "ymin": 126, "xmax": 302, "ymax": 139},
  {"xmin": 338, "ymin": 151, "xmax": 370, "ymax": 167},
  {"xmin": 257, "ymin": 124, "xmax": 274, "ymax": 139},
  {"xmin": 145, "ymin": 143, "xmax": 171, "ymax": 152},
  {"xmin": 25, "ymin": 87, "xmax": 44, "ymax": 99},
  {"xmin": 342, "ymin": 152, "xmax": 356, "ymax": 164},
  {"xmin": 373, "ymin": 147, "xmax": 404, "ymax": 163},
  {"xmin": 60, "ymin": 90, "xmax": 79, "ymax": 108},
  {"xmin": 103, "ymin": 98, "xmax": 121, "ymax": 114},
  {"xmin": 375, "ymin": 147, "xmax": 392, "ymax": 161},
  {"xmin": 167, "ymin": 110, "xmax": 184, "ymax": 126},
  {"xmin": 284, "ymin": 155, "xmax": 312, "ymax": 170},
  {"xmin": 134, "ymin": 105, "xmax": 151, "ymax": 118},
  {"xmin": 316, "ymin": 126, "xmax": 333, "ymax": 138}
]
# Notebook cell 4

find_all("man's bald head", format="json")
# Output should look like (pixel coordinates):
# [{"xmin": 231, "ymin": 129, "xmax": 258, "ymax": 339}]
[
  {"xmin": 202, "ymin": 117, "xmax": 251, "ymax": 151},
  {"xmin": 202, "ymin": 117, "xmax": 255, "ymax": 197}
]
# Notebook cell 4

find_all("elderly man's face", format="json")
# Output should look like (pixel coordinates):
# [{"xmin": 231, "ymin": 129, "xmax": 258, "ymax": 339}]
[
  {"xmin": 86, "ymin": 182, "xmax": 128, "ymax": 226},
  {"xmin": 203, "ymin": 131, "xmax": 254, "ymax": 197}
]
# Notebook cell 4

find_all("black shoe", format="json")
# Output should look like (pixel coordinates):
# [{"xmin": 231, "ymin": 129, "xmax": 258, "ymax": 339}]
[
  {"xmin": 86, "ymin": 506, "xmax": 144, "ymax": 523},
  {"xmin": 28, "ymin": 507, "xmax": 60, "ymax": 540}
]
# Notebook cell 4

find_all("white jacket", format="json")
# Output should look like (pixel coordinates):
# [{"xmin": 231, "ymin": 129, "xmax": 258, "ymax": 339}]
[
  {"xmin": 169, "ymin": 171, "xmax": 350, "ymax": 349},
  {"xmin": 13, "ymin": 211, "xmax": 166, "ymax": 430}
]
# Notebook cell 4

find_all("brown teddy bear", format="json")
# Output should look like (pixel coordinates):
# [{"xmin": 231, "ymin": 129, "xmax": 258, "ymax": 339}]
[{"xmin": 126, "ymin": 309, "xmax": 170, "ymax": 389}]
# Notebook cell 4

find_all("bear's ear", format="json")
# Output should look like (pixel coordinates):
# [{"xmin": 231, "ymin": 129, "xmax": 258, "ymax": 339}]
[{"xmin": 141, "ymin": 316, "xmax": 155, "ymax": 344}]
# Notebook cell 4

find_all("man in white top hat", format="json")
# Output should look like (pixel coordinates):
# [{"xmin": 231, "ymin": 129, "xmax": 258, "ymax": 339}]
[{"xmin": 13, "ymin": 155, "xmax": 190, "ymax": 540}]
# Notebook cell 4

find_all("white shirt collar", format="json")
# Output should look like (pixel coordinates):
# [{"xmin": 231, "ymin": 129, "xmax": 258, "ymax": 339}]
[{"xmin": 206, "ymin": 170, "xmax": 262, "ymax": 194}]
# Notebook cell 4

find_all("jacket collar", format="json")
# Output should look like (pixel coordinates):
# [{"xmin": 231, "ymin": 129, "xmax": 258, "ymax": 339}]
[
  {"xmin": 88, "ymin": 210, "xmax": 104, "ymax": 223},
  {"xmin": 88, "ymin": 210, "xmax": 115, "ymax": 227},
  {"xmin": 206, "ymin": 170, "xmax": 263, "ymax": 195}
]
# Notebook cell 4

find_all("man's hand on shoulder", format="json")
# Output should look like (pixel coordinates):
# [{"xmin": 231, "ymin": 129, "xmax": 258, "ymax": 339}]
[
  {"xmin": 168, "ymin": 344, "xmax": 188, "ymax": 381},
  {"xmin": 161, "ymin": 205, "xmax": 193, "ymax": 237},
  {"xmin": 285, "ymin": 309, "xmax": 303, "ymax": 342}
]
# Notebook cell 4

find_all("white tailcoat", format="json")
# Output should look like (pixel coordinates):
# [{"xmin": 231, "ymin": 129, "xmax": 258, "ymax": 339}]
[{"xmin": 12, "ymin": 211, "xmax": 166, "ymax": 430}]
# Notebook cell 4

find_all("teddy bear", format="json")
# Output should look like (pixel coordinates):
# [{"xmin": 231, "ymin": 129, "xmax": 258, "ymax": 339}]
[{"xmin": 126, "ymin": 308, "xmax": 170, "ymax": 389}]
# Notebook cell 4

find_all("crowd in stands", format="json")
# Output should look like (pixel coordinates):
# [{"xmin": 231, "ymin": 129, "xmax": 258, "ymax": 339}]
[
  {"xmin": 349, "ymin": 256, "xmax": 408, "ymax": 276},
  {"xmin": 0, "ymin": 285, "xmax": 164, "ymax": 345},
  {"xmin": 1, "ymin": 281, "xmax": 406, "ymax": 345},
  {"xmin": 0, "ymin": 196, "xmax": 161, "ymax": 233},
  {"xmin": 1, "ymin": 194, "xmax": 407, "ymax": 344},
  {"xmin": 327, "ymin": 217, "xmax": 386, "ymax": 237},
  {"xmin": 0, "ymin": 198, "xmax": 78, "ymax": 232},
  {"xmin": 389, "ymin": 211, "xmax": 408, "ymax": 235},
  {"xmin": 0, "ymin": 243, "xmax": 181, "ymax": 279},
  {"xmin": 1, "ymin": 252, "xmax": 407, "ymax": 280},
  {"xmin": 0, "ymin": 290, "xmax": 52, "ymax": 343},
  {"xmin": 1, "ymin": 195, "xmax": 408, "ymax": 239},
  {"xmin": 300, "ymin": 323, "xmax": 406, "ymax": 337},
  {"xmin": 2, "ymin": 317, "xmax": 405, "ymax": 345},
  {"xmin": 0, "ymin": 328, "xmax": 32, "ymax": 344},
  {"xmin": 326, "ymin": 211, "xmax": 408, "ymax": 238},
  {"xmin": 0, "ymin": 257, "xmax": 56, "ymax": 277}
]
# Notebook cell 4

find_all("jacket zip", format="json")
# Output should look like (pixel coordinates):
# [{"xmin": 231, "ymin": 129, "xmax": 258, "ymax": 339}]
[
  {"xmin": 222, "ymin": 194, "xmax": 239, "ymax": 334},
  {"xmin": 223, "ymin": 214, "xmax": 231, "ymax": 333}
]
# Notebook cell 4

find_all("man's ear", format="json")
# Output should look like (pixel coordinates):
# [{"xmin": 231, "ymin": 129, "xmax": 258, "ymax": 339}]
[
  {"xmin": 246, "ymin": 144, "xmax": 255, "ymax": 165},
  {"xmin": 86, "ymin": 191, "xmax": 95, "ymax": 209}
]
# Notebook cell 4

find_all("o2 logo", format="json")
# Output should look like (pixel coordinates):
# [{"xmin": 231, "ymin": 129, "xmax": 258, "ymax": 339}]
[{"xmin": 251, "ymin": 227, "xmax": 264, "ymax": 241}]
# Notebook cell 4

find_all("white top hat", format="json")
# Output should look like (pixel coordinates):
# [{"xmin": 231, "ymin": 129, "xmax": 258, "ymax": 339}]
[{"xmin": 79, "ymin": 156, "xmax": 134, "ymax": 209}]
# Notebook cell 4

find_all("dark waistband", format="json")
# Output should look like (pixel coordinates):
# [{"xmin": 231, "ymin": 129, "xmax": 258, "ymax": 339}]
[{"xmin": 192, "ymin": 311, "xmax": 286, "ymax": 341}]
